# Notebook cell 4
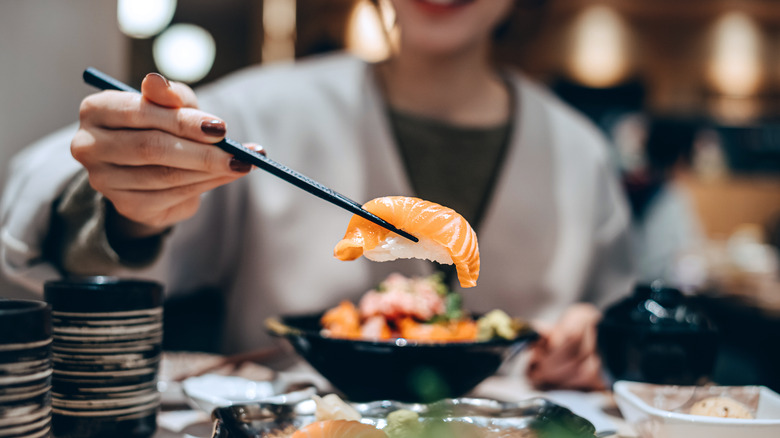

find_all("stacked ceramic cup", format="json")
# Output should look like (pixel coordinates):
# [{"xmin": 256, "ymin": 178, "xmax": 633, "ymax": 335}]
[
  {"xmin": 44, "ymin": 277, "xmax": 163, "ymax": 438},
  {"xmin": 0, "ymin": 299, "xmax": 52, "ymax": 438}
]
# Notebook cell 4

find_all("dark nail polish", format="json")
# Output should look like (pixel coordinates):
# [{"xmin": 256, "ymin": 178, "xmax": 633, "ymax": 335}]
[
  {"xmin": 230, "ymin": 157, "xmax": 251, "ymax": 173},
  {"xmin": 147, "ymin": 72, "xmax": 170, "ymax": 87},
  {"xmin": 201, "ymin": 120, "xmax": 226, "ymax": 137}
]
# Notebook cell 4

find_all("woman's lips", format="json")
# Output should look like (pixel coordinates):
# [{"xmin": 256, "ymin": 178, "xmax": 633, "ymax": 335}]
[{"xmin": 413, "ymin": 0, "xmax": 475, "ymax": 14}]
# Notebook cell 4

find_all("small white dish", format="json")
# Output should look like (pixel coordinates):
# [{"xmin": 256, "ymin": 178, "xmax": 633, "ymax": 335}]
[
  {"xmin": 614, "ymin": 380, "xmax": 780, "ymax": 438},
  {"xmin": 181, "ymin": 374, "xmax": 317, "ymax": 413}
]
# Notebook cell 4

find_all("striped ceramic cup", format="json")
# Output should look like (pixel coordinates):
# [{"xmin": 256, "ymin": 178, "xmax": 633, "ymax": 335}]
[
  {"xmin": 0, "ymin": 299, "xmax": 52, "ymax": 438},
  {"xmin": 44, "ymin": 277, "xmax": 163, "ymax": 438}
]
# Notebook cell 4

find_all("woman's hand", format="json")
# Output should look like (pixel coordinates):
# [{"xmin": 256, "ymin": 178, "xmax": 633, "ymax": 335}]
[
  {"xmin": 526, "ymin": 303, "xmax": 607, "ymax": 391},
  {"xmin": 71, "ymin": 73, "xmax": 262, "ymax": 239}
]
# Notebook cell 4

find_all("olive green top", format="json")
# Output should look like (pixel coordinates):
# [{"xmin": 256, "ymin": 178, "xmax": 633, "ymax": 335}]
[{"xmin": 387, "ymin": 107, "xmax": 512, "ymax": 230}]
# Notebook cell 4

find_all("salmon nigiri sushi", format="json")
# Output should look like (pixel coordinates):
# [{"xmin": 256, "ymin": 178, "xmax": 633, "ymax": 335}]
[
  {"xmin": 333, "ymin": 196, "xmax": 480, "ymax": 288},
  {"xmin": 290, "ymin": 420, "xmax": 386, "ymax": 438}
]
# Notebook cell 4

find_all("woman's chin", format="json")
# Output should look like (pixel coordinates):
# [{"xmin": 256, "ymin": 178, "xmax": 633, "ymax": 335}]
[{"xmin": 399, "ymin": 31, "xmax": 482, "ymax": 59}]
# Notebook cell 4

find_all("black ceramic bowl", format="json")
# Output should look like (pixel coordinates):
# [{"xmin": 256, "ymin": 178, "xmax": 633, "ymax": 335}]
[
  {"xmin": 597, "ymin": 284, "xmax": 719, "ymax": 386},
  {"xmin": 267, "ymin": 313, "xmax": 537, "ymax": 403}
]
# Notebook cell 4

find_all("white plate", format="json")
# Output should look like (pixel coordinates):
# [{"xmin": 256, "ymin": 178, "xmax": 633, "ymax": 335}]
[
  {"xmin": 181, "ymin": 374, "xmax": 318, "ymax": 414},
  {"xmin": 614, "ymin": 380, "xmax": 780, "ymax": 438},
  {"xmin": 158, "ymin": 351, "xmax": 272, "ymax": 407}
]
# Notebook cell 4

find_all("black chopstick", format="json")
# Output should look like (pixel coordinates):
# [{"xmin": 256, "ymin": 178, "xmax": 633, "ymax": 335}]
[{"xmin": 83, "ymin": 67, "xmax": 418, "ymax": 242}]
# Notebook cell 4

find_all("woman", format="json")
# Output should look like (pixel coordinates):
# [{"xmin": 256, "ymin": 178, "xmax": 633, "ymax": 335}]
[{"xmin": 1, "ymin": 0, "xmax": 633, "ymax": 390}]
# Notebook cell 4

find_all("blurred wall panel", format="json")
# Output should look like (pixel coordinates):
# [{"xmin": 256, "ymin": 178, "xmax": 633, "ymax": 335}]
[
  {"xmin": 0, "ymin": 0, "xmax": 127, "ymax": 298},
  {"xmin": 682, "ymin": 175, "xmax": 780, "ymax": 239},
  {"xmin": 127, "ymin": 0, "xmax": 259, "ymax": 88},
  {"xmin": 296, "ymin": 0, "xmax": 353, "ymax": 57}
]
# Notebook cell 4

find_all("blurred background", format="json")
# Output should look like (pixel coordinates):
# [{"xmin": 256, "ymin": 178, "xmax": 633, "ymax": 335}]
[{"xmin": 1, "ymin": 0, "xmax": 779, "ymax": 387}]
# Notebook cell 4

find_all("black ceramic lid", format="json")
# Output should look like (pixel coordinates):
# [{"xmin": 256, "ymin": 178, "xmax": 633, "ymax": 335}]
[
  {"xmin": 601, "ymin": 282, "xmax": 717, "ymax": 332},
  {"xmin": 44, "ymin": 276, "xmax": 163, "ymax": 313},
  {"xmin": 0, "ymin": 299, "xmax": 51, "ymax": 344}
]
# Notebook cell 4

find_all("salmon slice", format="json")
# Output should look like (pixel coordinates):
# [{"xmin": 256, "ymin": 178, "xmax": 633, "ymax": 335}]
[
  {"xmin": 320, "ymin": 300, "xmax": 362, "ymax": 339},
  {"xmin": 333, "ymin": 196, "xmax": 480, "ymax": 288},
  {"xmin": 290, "ymin": 420, "xmax": 387, "ymax": 438}
]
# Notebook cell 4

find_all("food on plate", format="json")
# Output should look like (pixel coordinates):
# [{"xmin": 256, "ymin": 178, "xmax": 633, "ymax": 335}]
[
  {"xmin": 320, "ymin": 273, "xmax": 526, "ymax": 342},
  {"xmin": 477, "ymin": 309, "xmax": 519, "ymax": 341},
  {"xmin": 385, "ymin": 409, "xmax": 538, "ymax": 438},
  {"xmin": 312, "ymin": 393, "xmax": 361, "ymax": 422},
  {"xmin": 290, "ymin": 420, "xmax": 387, "ymax": 438},
  {"xmin": 359, "ymin": 272, "xmax": 449, "ymax": 321},
  {"xmin": 320, "ymin": 301, "xmax": 363, "ymax": 340},
  {"xmin": 688, "ymin": 396, "xmax": 754, "ymax": 419},
  {"xmin": 334, "ymin": 196, "xmax": 480, "ymax": 288},
  {"xmin": 288, "ymin": 416, "xmax": 537, "ymax": 438},
  {"xmin": 384, "ymin": 410, "xmax": 423, "ymax": 438},
  {"xmin": 286, "ymin": 394, "xmax": 539, "ymax": 438},
  {"xmin": 289, "ymin": 395, "xmax": 385, "ymax": 438}
]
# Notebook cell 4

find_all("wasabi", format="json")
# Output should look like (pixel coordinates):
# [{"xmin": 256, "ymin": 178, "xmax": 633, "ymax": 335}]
[
  {"xmin": 384, "ymin": 409, "xmax": 422, "ymax": 438},
  {"xmin": 477, "ymin": 309, "xmax": 517, "ymax": 341}
]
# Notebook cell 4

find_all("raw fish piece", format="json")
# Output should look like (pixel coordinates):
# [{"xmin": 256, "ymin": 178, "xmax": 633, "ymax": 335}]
[
  {"xmin": 334, "ymin": 197, "xmax": 479, "ymax": 288},
  {"xmin": 290, "ymin": 420, "xmax": 386, "ymax": 438}
]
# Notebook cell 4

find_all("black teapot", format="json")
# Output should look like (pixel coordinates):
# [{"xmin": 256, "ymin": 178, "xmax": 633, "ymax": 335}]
[{"xmin": 597, "ymin": 282, "xmax": 719, "ymax": 385}]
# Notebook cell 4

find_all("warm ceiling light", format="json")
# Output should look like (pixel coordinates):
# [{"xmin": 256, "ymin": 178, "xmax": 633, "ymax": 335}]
[
  {"xmin": 345, "ymin": 0, "xmax": 394, "ymax": 62},
  {"xmin": 117, "ymin": 0, "xmax": 176, "ymax": 39},
  {"xmin": 708, "ymin": 12, "xmax": 763, "ymax": 97},
  {"xmin": 567, "ymin": 6, "xmax": 631, "ymax": 88},
  {"xmin": 262, "ymin": 0, "xmax": 296, "ymax": 62},
  {"xmin": 263, "ymin": 0, "xmax": 296, "ymax": 40},
  {"xmin": 153, "ymin": 24, "xmax": 216, "ymax": 83}
]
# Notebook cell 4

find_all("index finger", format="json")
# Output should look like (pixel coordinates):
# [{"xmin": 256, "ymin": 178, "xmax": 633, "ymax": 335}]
[
  {"xmin": 141, "ymin": 73, "xmax": 198, "ymax": 109},
  {"xmin": 80, "ymin": 91, "xmax": 226, "ymax": 144}
]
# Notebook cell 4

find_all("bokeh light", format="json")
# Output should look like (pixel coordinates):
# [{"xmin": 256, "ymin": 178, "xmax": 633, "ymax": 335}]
[
  {"xmin": 567, "ymin": 6, "xmax": 631, "ymax": 88},
  {"xmin": 708, "ymin": 12, "xmax": 763, "ymax": 97},
  {"xmin": 345, "ymin": 0, "xmax": 393, "ymax": 62},
  {"xmin": 262, "ymin": 0, "xmax": 297, "ymax": 62},
  {"xmin": 153, "ymin": 24, "xmax": 216, "ymax": 83},
  {"xmin": 117, "ymin": 0, "xmax": 176, "ymax": 39}
]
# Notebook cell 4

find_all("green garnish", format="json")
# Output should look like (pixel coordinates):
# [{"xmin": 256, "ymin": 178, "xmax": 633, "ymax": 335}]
[
  {"xmin": 477, "ymin": 309, "xmax": 518, "ymax": 341},
  {"xmin": 428, "ymin": 272, "xmax": 449, "ymax": 297},
  {"xmin": 385, "ymin": 409, "xmax": 422, "ymax": 438},
  {"xmin": 444, "ymin": 293, "xmax": 464, "ymax": 321}
]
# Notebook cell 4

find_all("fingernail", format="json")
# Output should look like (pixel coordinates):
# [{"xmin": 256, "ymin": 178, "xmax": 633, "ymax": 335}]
[
  {"xmin": 147, "ymin": 72, "xmax": 170, "ymax": 87},
  {"xmin": 201, "ymin": 119, "xmax": 226, "ymax": 137},
  {"xmin": 247, "ymin": 143, "xmax": 267, "ymax": 156},
  {"xmin": 229, "ymin": 157, "xmax": 252, "ymax": 173}
]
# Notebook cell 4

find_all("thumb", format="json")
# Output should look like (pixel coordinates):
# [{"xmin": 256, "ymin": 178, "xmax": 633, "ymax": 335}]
[{"xmin": 141, "ymin": 73, "xmax": 198, "ymax": 109}]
